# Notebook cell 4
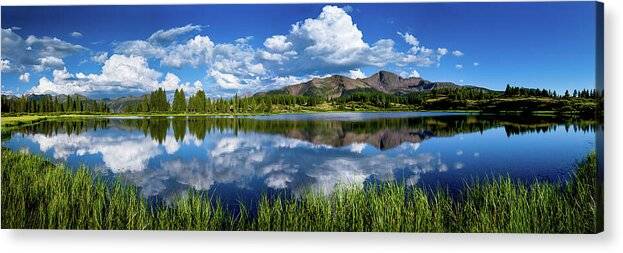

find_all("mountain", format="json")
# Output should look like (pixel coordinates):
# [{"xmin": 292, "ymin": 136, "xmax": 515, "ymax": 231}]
[
  {"xmin": 261, "ymin": 70, "xmax": 483, "ymax": 99},
  {"xmin": 103, "ymin": 95, "xmax": 147, "ymax": 113}
]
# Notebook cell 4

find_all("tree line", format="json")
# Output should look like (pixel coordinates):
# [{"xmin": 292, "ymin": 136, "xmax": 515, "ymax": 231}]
[
  {"xmin": 1, "ymin": 94, "xmax": 109, "ymax": 114},
  {"xmin": 504, "ymin": 84, "xmax": 601, "ymax": 99},
  {"xmin": 123, "ymin": 88, "xmax": 326, "ymax": 113}
]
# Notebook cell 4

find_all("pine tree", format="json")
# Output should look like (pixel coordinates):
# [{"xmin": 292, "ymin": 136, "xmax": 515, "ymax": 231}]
[
  {"xmin": 150, "ymin": 88, "xmax": 169, "ymax": 112},
  {"xmin": 172, "ymin": 89, "xmax": 187, "ymax": 112}
]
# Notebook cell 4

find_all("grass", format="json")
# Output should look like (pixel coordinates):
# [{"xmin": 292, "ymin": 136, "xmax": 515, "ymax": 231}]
[
  {"xmin": 0, "ymin": 115, "xmax": 50, "ymax": 127},
  {"xmin": 1, "ymin": 149, "xmax": 600, "ymax": 233}
]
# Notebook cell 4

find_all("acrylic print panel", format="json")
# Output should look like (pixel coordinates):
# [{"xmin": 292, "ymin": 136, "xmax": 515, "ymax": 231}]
[{"xmin": 0, "ymin": 2, "xmax": 604, "ymax": 233}]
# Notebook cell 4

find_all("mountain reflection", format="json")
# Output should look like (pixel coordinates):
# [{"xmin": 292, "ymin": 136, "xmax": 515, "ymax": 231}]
[
  {"xmin": 3, "ymin": 113, "xmax": 599, "ymax": 203},
  {"xmin": 9, "ymin": 114, "xmax": 600, "ymax": 148}
]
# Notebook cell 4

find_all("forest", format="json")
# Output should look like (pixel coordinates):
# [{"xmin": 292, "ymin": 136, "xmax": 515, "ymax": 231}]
[
  {"xmin": 1, "ymin": 85, "xmax": 603, "ymax": 115},
  {"xmin": 1, "ymin": 94, "xmax": 109, "ymax": 114}
]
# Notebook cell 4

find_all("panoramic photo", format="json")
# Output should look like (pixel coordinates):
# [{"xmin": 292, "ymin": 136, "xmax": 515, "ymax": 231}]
[{"xmin": 0, "ymin": 2, "xmax": 603, "ymax": 233}]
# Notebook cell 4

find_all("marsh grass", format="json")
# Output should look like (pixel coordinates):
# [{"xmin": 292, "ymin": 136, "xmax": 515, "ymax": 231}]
[{"xmin": 1, "ymin": 149, "xmax": 600, "ymax": 233}]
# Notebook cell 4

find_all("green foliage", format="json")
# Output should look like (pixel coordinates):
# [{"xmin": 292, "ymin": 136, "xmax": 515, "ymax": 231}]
[
  {"xmin": 149, "ymin": 88, "xmax": 170, "ymax": 112},
  {"xmin": 171, "ymin": 89, "xmax": 187, "ymax": 113},
  {"xmin": 1, "ymin": 94, "xmax": 109, "ymax": 114},
  {"xmin": 1, "ymin": 149, "xmax": 600, "ymax": 233},
  {"xmin": 187, "ymin": 90, "xmax": 207, "ymax": 113}
]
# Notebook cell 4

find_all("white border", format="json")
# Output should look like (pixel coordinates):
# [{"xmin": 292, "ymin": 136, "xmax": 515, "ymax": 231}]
[{"xmin": 1, "ymin": 1, "xmax": 621, "ymax": 253}]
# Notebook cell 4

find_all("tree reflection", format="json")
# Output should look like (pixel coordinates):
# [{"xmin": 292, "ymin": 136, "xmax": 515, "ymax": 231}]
[{"xmin": 8, "ymin": 114, "xmax": 600, "ymax": 148}]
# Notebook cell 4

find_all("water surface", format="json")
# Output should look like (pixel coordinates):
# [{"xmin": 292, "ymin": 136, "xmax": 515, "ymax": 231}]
[{"xmin": 2, "ymin": 112, "xmax": 598, "ymax": 208}]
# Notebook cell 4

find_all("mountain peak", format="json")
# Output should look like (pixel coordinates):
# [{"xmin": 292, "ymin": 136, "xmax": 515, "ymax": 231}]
[
  {"xmin": 362, "ymin": 70, "xmax": 422, "ymax": 93},
  {"xmin": 263, "ymin": 70, "xmax": 460, "ymax": 99}
]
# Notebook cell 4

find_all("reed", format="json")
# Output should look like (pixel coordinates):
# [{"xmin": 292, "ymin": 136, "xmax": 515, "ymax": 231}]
[{"xmin": 1, "ymin": 149, "xmax": 599, "ymax": 233}]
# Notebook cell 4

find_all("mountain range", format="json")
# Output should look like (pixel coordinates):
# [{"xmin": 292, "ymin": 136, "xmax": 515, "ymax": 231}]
[
  {"xmin": 261, "ymin": 70, "xmax": 488, "ymax": 99},
  {"xmin": 2, "ymin": 71, "xmax": 495, "ymax": 113}
]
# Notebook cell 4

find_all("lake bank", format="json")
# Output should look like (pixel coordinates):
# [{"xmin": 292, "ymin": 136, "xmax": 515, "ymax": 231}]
[
  {"xmin": 1, "ymin": 148, "xmax": 600, "ymax": 232},
  {"xmin": 0, "ymin": 108, "xmax": 600, "ymax": 128}
]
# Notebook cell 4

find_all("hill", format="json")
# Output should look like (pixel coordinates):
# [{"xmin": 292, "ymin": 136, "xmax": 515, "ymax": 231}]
[{"xmin": 260, "ymin": 70, "xmax": 491, "ymax": 99}]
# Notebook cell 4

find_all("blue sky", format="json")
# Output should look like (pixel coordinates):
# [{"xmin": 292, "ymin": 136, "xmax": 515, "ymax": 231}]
[{"xmin": 1, "ymin": 2, "xmax": 599, "ymax": 98}]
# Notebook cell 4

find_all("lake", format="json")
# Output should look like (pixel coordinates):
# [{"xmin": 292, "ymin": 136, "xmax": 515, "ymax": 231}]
[{"xmin": 2, "ymin": 112, "xmax": 599, "ymax": 210}]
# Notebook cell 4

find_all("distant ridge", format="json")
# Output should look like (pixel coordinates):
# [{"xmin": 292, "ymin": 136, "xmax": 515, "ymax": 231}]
[{"xmin": 259, "ymin": 70, "xmax": 488, "ymax": 99}]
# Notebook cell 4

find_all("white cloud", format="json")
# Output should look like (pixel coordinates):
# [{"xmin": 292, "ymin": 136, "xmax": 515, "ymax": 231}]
[
  {"xmin": 91, "ymin": 52, "xmax": 109, "ymax": 64},
  {"xmin": 19, "ymin": 5, "xmax": 466, "ymax": 98},
  {"xmin": 147, "ymin": 24, "xmax": 201, "ymax": 45},
  {"xmin": 408, "ymin": 69, "xmax": 420, "ymax": 78},
  {"xmin": 29, "ymin": 54, "xmax": 166, "ymax": 96},
  {"xmin": 36, "ymin": 56, "xmax": 65, "ymax": 71},
  {"xmin": 263, "ymin": 35, "xmax": 293, "ymax": 52},
  {"xmin": 473, "ymin": 62, "xmax": 480, "ymax": 66},
  {"xmin": 1, "ymin": 28, "xmax": 86, "ymax": 73},
  {"xmin": 452, "ymin": 50, "xmax": 464, "ymax": 57},
  {"xmin": 161, "ymin": 35, "xmax": 215, "ymax": 68},
  {"xmin": 455, "ymin": 64, "xmax": 463, "ymax": 69},
  {"xmin": 1, "ymin": 59, "xmax": 12, "ymax": 72},
  {"xmin": 114, "ymin": 40, "xmax": 166, "ymax": 58},
  {"xmin": 208, "ymin": 70, "xmax": 242, "ymax": 89},
  {"xmin": 70, "ymin": 31, "xmax": 83, "ymax": 37},
  {"xmin": 19, "ymin": 72, "xmax": 30, "ymax": 82},
  {"xmin": 159, "ymin": 72, "xmax": 182, "ymax": 91},
  {"xmin": 290, "ymin": 5, "xmax": 368, "ymax": 65},
  {"xmin": 398, "ymin": 32, "xmax": 419, "ymax": 46},
  {"xmin": 96, "ymin": 54, "xmax": 162, "ymax": 88},
  {"xmin": 348, "ymin": 68, "xmax": 366, "ymax": 79}
]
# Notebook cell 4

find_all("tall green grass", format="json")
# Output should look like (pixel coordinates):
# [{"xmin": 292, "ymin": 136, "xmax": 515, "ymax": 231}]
[{"xmin": 1, "ymin": 149, "xmax": 600, "ymax": 233}]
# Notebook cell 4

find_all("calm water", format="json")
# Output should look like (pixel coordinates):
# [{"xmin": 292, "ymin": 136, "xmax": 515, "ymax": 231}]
[{"xmin": 2, "ymin": 112, "xmax": 599, "ymax": 208}]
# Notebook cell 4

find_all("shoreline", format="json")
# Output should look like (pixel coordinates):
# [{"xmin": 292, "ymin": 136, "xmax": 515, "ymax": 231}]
[
  {"xmin": 0, "ymin": 109, "xmax": 599, "ymax": 128},
  {"xmin": 1, "ymin": 149, "xmax": 600, "ymax": 232}
]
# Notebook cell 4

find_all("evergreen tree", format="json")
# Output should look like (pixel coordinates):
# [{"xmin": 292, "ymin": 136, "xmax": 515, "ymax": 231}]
[
  {"xmin": 171, "ymin": 89, "xmax": 187, "ymax": 112},
  {"xmin": 150, "ymin": 88, "xmax": 169, "ymax": 112},
  {"xmin": 188, "ymin": 90, "xmax": 207, "ymax": 113}
]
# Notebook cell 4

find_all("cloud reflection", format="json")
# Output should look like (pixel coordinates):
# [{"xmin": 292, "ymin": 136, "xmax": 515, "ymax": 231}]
[{"xmin": 24, "ymin": 127, "xmax": 453, "ymax": 199}]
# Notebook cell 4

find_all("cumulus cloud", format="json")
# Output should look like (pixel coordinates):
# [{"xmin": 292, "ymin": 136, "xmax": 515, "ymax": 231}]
[
  {"xmin": 395, "ymin": 31, "xmax": 448, "ymax": 67},
  {"xmin": 348, "ymin": 68, "xmax": 366, "ymax": 79},
  {"xmin": 15, "ymin": 5, "xmax": 465, "ymax": 98},
  {"xmin": 161, "ymin": 35, "xmax": 215, "ymax": 68},
  {"xmin": 91, "ymin": 51, "xmax": 109, "ymax": 64},
  {"xmin": 1, "ymin": 28, "xmax": 86, "ymax": 73},
  {"xmin": 70, "ymin": 31, "xmax": 83, "ymax": 37},
  {"xmin": 35, "ymin": 56, "xmax": 65, "ymax": 71},
  {"xmin": 28, "ymin": 54, "xmax": 181, "ymax": 97},
  {"xmin": 208, "ymin": 70, "xmax": 242, "ymax": 89},
  {"xmin": 455, "ymin": 64, "xmax": 463, "ymax": 69},
  {"xmin": 19, "ymin": 72, "xmax": 30, "ymax": 82},
  {"xmin": 408, "ymin": 69, "xmax": 420, "ymax": 78},
  {"xmin": 263, "ymin": 35, "xmax": 293, "ymax": 52},
  {"xmin": 398, "ymin": 32, "xmax": 419, "ymax": 46},
  {"xmin": 452, "ymin": 50, "xmax": 464, "ymax": 57},
  {"xmin": 290, "ymin": 5, "xmax": 368, "ymax": 65},
  {"xmin": 115, "ymin": 5, "xmax": 457, "ymax": 96}
]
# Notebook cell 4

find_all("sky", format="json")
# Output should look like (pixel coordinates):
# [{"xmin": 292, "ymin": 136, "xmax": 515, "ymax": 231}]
[{"xmin": 1, "ymin": 2, "xmax": 600, "ymax": 98}]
